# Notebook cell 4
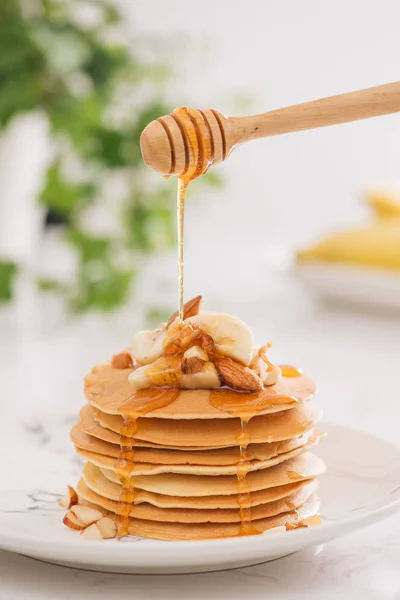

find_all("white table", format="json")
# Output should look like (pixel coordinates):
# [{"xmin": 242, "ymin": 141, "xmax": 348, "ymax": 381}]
[{"xmin": 1, "ymin": 281, "xmax": 399, "ymax": 598}]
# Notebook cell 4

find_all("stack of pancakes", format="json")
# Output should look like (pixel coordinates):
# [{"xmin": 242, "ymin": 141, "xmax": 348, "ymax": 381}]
[{"xmin": 71, "ymin": 362, "xmax": 325, "ymax": 540}]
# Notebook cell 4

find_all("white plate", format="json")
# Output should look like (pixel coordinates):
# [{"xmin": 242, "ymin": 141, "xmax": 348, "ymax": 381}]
[
  {"xmin": 0, "ymin": 423, "xmax": 399, "ymax": 575},
  {"xmin": 296, "ymin": 263, "xmax": 400, "ymax": 313}
]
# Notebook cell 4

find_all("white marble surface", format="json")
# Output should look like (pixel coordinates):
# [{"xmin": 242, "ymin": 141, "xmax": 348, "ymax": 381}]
[{"xmin": 1, "ymin": 277, "xmax": 400, "ymax": 598}]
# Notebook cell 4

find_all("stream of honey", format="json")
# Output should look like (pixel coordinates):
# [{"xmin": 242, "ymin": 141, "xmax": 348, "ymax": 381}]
[{"xmin": 114, "ymin": 106, "xmax": 305, "ymax": 537}]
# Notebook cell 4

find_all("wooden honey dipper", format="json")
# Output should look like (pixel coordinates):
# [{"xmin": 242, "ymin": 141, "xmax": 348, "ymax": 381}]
[{"xmin": 140, "ymin": 81, "xmax": 400, "ymax": 178}]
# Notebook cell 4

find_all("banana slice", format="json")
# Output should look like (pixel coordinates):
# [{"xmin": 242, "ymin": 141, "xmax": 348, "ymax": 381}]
[
  {"xmin": 181, "ymin": 362, "xmax": 220, "ymax": 389},
  {"xmin": 189, "ymin": 312, "xmax": 254, "ymax": 366},
  {"xmin": 131, "ymin": 328, "xmax": 167, "ymax": 365},
  {"xmin": 128, "ymin": 365, "xmax": 150, "ymax": 391}
]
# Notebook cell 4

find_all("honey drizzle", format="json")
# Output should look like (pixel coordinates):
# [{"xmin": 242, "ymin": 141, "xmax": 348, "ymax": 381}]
[
  {"xmin": 177, "ymin": 179, "xmax": 186, "ymax": 323},
  {"xmin": 280, "ymin": 365, "xmax": 303, "ymax": 378},
  {"xmin": 115, "ymin": 388, "xmax": 180, "ymax": 536},
  {"xmin": 209, "ymin": 387, "xmax": 298, "ymax": 536},
  {"xmin": 114, "ymin": 417, "xmax": 137, "ymax": 536},
  {"xmin": 236, "ymin": 418, "xmax": 259, "ymax": 536},
  {"xmin": 171, "ymin": 106, "xmax": 214, "ymax": 323}
]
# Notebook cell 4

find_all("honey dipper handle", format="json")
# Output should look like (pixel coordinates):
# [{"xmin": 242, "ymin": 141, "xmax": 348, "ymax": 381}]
[{"xmin": 227, "ymin": 81, "xmax": 400, "ymax": 146}]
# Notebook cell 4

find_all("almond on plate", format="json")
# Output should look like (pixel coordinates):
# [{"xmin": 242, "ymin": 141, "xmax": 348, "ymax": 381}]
[
  {"xmin": 96, "ymin": 516, "xmax": 117, "ymax": 539},
  {"xmin": 70, "ymin": 505, "xmax": 103, "ymax": 526},
  {"xmin": 63, "ymin": 511, "xmax": 86, "ymax": 531},
  {"xmin": 58, "ymin": 485, "xmax": 78, "ymax": 509},
  {"xmin": 81, "ymin": 523, "xmax": 103, "ymax": 540},
  {"xmin": 215, "ymin": 357, "xmax": 263, "ymax": 392}
]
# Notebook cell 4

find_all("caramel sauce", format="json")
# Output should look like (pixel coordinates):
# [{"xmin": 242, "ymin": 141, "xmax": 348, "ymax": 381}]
[
  {"xmin": 209, "ymin": 388, "xmax": 297, "ymax": 418},
  {"xmin": 280, "ymin": 365, "xmax": 303, "ymax": 378},
  {"xmin": 115, "ymin": 388, "xmax": 179, "ymax": 536},
  {"xmin": 236, "ymin": 418, "xmax": 260, "ymax": 536}
]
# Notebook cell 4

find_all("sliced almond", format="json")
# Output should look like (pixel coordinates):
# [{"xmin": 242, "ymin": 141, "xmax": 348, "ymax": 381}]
[
  {"xmin": 63, "ymin": 511, "xmax": 86, "ymax": 531},
  {"xmin": 81, "ymin": 523, "xmax": 103, "ymax": 540},
  {"xmin": 200, "ymin": 332, "xmax": 215, "ymax": 353},
  {"xmin": 111, "ymin": 350, "xmax": 135, "ymax": 370},
  {"xmin": 167, "ymin": 296, "xmax": 202, "ymax": 326},
  {"xmin": 164, "ymin": 323, "xmax": 202, "ymax": 356},
  {"xmin": 71, "ymin": 505, "xmax": 103, "ymax": 526},
  {"xmin": 184, "ymin": 345, "xmax": 208, "ymax": 361},
  {"xmin": 96, "ymin": 516, "xmax": 117, "ymax": 539},
  {"xmin": 181, "ymin": 356, "xmax": 205, "ymax": 375},
  {"xmin": 58, "ymin": 485, "xmax": 78, "ymax": 510},
  {"xmin": 215, "ymin": 357, "xmax": 263, "ymax": 392}
]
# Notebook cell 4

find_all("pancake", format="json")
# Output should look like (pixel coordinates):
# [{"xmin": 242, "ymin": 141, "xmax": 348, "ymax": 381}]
[
  {"xmin": 99, "ymin": 452, "xmax": 326, "ymax": 496},
  {"xmin": 82, "ymin": 462, "xmax": 316, "ymax": 509},
  {"xmin": 71, "ymin": 421, "xmax": 316, "ymax": 465},
  {"xmin": 84, "ymin": 362, "xmax": 316, "ymax": 419},
  {"xmin": 75, "ymin": 430, "xmax": 319, "ymax": 476},
  {"xmin": 79, "ymin": 495, "xmax": 320, "ymax": 540},
  {"xmin": 80, "ymin": 405, "xmax": 229, "ymax": 450},
  {"xmin": 91, "ymin": 402, "xmax": 321, "ymax": 447},
  {"xmin": 76, "ymin": 477, "xmax": 318, "ymax": 523}
]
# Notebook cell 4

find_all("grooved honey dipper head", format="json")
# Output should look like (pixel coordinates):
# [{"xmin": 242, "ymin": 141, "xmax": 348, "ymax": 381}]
[{"xmin": 140, "ymin": 107, "xmax": 230, "ymax": 179}]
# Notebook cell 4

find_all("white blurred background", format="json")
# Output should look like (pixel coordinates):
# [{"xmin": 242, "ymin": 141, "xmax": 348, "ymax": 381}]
[
  {"xmin": 126, "ymin": 0, "xmax": 400, "ymax": 298},
  {"xmin": 1, "ymin": 0, "xmax": 400, "ymax": 442}
]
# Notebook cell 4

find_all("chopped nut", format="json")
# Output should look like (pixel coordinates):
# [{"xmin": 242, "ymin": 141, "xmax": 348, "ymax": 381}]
[
  {"xmin": 181, "ymin": 356, "xmax": 205, "ymax": 374},
  {"xmin": 164, "ymin": 323, "xmax": 202, "ymax": 356},
  {"xmin": 71, "ymin": 505, "xmax": 103, "ymax": 526},
  {"xmin": 58, "ymin": 485, "xmax": 78, "ymax": 510},
  {"xmin": 184, "ymin": 345, "xmax": 208, "ymax": 361},
  {"xmin": 167, "ymin": 295, "xmax": 202, "ymax": 326},
  {"xmin": 111, "ymin": 350, "xmax": 135, "ymax": 369},
  {"xmin": 63, "ymin": 511, "xmax": 86, "ymax": 531},
  {"xmin": 81, "ymin": 523, "xmax": 103, "ymax": 540},
  {"xmin": 215, "ymin": 357, "xmax": 263, "ymax": 392},
  {"xmin": 200, "ymin": 332, "xmax": 215, "ymax": 353},
  {"xmin": 96, "ymin": 516, "xmax": 117, "ymax": 539}
]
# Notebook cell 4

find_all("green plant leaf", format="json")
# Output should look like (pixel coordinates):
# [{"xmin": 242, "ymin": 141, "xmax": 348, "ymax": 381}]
[
  {"xmin": 71, "ymin": 265, "xmax": 135, "ymax": 312},
  {"xmin": 66, "ymin": 228, "xmax": 111, "ymax": 262},
  {"xmin": 0, "ymin": 260, "xmax": 17, "ymax": 302},
  {"xmin": 39, "ymin": 162, "xmax": 95, "ymax": 220},
  {"xmin": 36, "ymin": 277, "xmax": 66, "ymax": 292},
  {"xmin": 145, "ymin": 306, "xmax": 173, "ymax": 328}
]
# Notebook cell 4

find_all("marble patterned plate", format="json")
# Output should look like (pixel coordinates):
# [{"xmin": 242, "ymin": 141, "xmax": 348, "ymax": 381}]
[{"xmin": 0, "ymin": 423, "xmax": 399, "ymax": 574}]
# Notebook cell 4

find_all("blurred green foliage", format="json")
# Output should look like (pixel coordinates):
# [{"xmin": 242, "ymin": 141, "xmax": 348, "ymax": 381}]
[
  {"xmin": 0, "ymin": 260, "xmax": 18, "ymax": 301},
  {"xmin": 0, "ymin": 0, "xmax": 222, "ymax": 311}
]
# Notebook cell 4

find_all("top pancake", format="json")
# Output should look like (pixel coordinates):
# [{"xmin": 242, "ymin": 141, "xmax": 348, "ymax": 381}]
[{"xmin": 84, "ymin": 362, "xmax": 316, "ymax": 419}]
